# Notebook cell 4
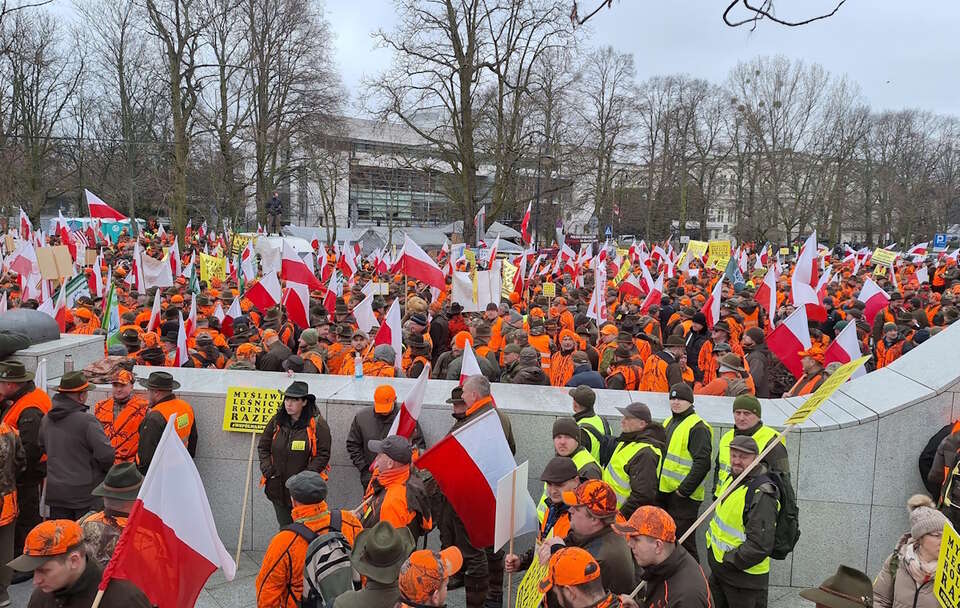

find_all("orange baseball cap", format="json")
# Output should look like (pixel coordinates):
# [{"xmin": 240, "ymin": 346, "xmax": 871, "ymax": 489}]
[
  {"xmin": 612, "ymin": 505, "xmax": 676, "ymax": 542},
  {"xmin": 261, "ymin": 329, "xmax": 278, "ymax": 342},
  {"xmin": 171, "ymin": 294, "xmax": 184, "ymax": 304},
  {"xmin": 537, "ymin": 547, "xmax": 601, "ymax": 594},
  {"xmin": 8, "ymin": 520, "xmax": 84, "ymax": 571},
  {"xmin": 236, "ymin": 343, "xmax": 261, "ymax": 357},
  {"xmin": 562, "ymin": 480, "xmax": 618, "ymax": 519},
  {"xmin": 454, "ymin": 331, "xmax": 472, "ymax": 350},
  {"xmin": 374, "ymin": 384, "xmax": 397, "ymax": 415},
  {"xmin": 112, "ymin": 370, "xmax": 135, "ymax": 385},
  {"xmin": 600, "ymin": 324, "xmax": 618, "ymax": 337},
  {"xmin": 398, "ymin": 547, "xmax": 463, "ymax": 603}
]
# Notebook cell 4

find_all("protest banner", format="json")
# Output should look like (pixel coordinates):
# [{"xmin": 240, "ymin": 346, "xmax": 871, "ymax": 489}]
[
  {"xmin": 199, "ymin": 252, "xmax": 228, "ymax": 283},
  {"xmin": 935, "ymin": 521, "xmax": 960, "ymax": 608},
  {"xmin": 515, "ymin": 556, "xmax": 549, "ymax": 608},
  {"xmin": 707, "ymin": 240, "xmax": 731, "ymax": 270},
  {"xmin": 871, "ymin": 248, "xmax": 899, "ymax": 267},
  {"xmin": 687, "ymin": 240, "xmax": 708, "ymax": 259},
  {"xmin": 541, "ymin": 282, "xmax": 556, "ymax": 298}
]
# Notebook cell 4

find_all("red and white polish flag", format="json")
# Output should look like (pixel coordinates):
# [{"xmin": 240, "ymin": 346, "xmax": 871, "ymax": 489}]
[
  {"xmin": 281, "ymin": 240, "xmax": 322, "ymax": 290},
  {"xmin": 824, "ymin": 320, "xmax": 867, "ymax": 379},
  {"xmin": 173, "ymin": 311, "xmax": 189, "ymax": 367},
  {"xmin": 388, "ymin": 364, "xmax": 430, "ymax": 439},
  {"xmin": 146, "ymin": 289, "xmax": 163, "ymax": 333},
  {"xmin": 373, "ymin": 299, "xmax": 403, "ymax": 368},
  {"xmin": 754, "ymin": 265, "xmax": 778, "ymax": 328},
  {"xmin": 415, "ymin": 408, "xmax": 517, "ymax": 548},
  {"xmin": 766, "ymin": 305, "xmax": 812, "ymax": 379},
  {"xmin": 220, "ymin": 298, "xmax": 242, "ymax": 338},
  {"xmin": 352, "ymin": 292, "xmax": 378, "ymax": 335},
  {"xmin": 244, "ymin": 272, "xmax": 282, "ymax": 313},
  {"xmin": 85, "ymin": 189, "xmax": 128, "ymax": 221},
  {"xmin": 459, "ymin": 338, "xmax": 484, "ymax": 386},
  {"xmin": 393, "ymin": 235, "xmax": 446, "ymax": 290},
  {"xmin": 639, "ymin": 273, "xmax": 663, "ymax": 315},
  {"xmin": 283, "ymin": 281, "xmax": 311, "ymax": 329},
  {"xmin": 99, "ymin": 415, "xmax": 236, "ymax": 608},
  {"xmin": 701, "ymin": 276, "xmax": 724, "ymax": 329},
  {"xmin": 857, "ymin": 277, "xmax": 890, "ymax": 327}
]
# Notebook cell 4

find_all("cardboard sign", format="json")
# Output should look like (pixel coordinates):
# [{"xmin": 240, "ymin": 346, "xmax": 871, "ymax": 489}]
[
  {"xmin": 36, "ymin": 246, "xmax": 74, "ymax": 279},
  {"xmin": 934, "ymin": 521, "xmax": 960, "ymax": 608},
  {"xmin": 515, "ymin": 554, "xmax": 549, "ymax": 608},
  {"xmin": 199, "ymin": 253, "xmax": 227, "ymax": 283},
  {"xmin": 873, "ymin": 265, "xmax": 888, "ymax": 277},
  {"xmin": 687, "ymin": 240, "xmax": 709, "ymax": 259},
  {"xmin": 221, "ymin": 387, "xmax": 284, "ymax": 433},
  {"xmin": 4, "ymin": 235, "xmax": 14, "ymax": 254},
  {"xmin": 871, "ymin": 248, "xmax": 899, "ymax": 267},
  {"xmin": 542, "ymin": 282, "xmax": 556, "ymax": 298},
  {"xmin": 785, "ymin": 356, "xmax": 870, "ymax": 425},
  {"xmin": 85, "ymin": 249, "xmax": 99, "ymax": 266}
]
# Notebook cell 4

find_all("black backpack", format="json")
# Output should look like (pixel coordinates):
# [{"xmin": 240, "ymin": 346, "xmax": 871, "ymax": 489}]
[
  {"xmin": 747, "ymin": 470, "xmax": 800, "ymax": 560},
  {"xmin": 581, "ymin": 425, "xmax": 616, "ymax": 468}
]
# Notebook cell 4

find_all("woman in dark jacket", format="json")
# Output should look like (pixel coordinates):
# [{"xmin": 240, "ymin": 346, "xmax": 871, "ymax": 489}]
[{"xmin": 257, "ymin": 381, "xmax": 331, "ymax": 526}]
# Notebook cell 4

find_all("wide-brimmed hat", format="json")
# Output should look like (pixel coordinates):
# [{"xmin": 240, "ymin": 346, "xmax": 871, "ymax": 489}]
[
  {"xmin": 57, "ymin": 371, "xmax": 90, "ymax": 393},
  {"xmin": 138, "ymin": 371, "xmax": 181, "ymax": 391},
  {"xmin": 718, "ymin": 353, "xmax": 746, "ymax": 373},
  {"xmin": 350, "ymin": 521, "xmax": 415, "ymax": 584},
  {"xmin": 92, "ymin": 462, "xmax": 143, "ymax": 500},
  {"xmin": 798, "ymin": 565, "xmax": 873, "ymax": 608},
  {"xmin": 0, "ymin": 361, "xmax": 34, "ymax": 383},
  {"xmin": 284, "ymin": 381, "xmax": 310, "ymax": 399}
]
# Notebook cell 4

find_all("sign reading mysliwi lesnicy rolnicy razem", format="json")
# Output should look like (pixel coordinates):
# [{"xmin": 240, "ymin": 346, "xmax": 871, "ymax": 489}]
[{"xmin": 221, "ymin": 387, "xmax": 284, "ymax": 433}]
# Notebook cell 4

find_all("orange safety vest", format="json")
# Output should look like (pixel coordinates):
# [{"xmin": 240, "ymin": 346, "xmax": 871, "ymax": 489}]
[
  {"xmin": 302, "ymin": 351, "xmax": 326, "ymax": 374},
  {"xmin": 789, "ymin": 372, "xmax": 824, "ymax": 397},
  {"xmin": 640, "ymin": 355, "xmax": 671, "ymax": 392},
  {"xmin": 150, "ymin": 398, "xmax": 195, "ymax": 446},
  {"xmin": 0, "ymin": 422, "xmax": 18, "ymax": 525},
  {"xmin": 606, "ymin": 364, "xmax": 639, "ymax": 390},
  {"xmin": 2, "ymin": 387, "xmax": 52, "ymax": 430},
  {"xmin": 528, "ymin": 334, "xmax": 552, "ymax": 372},
  {"xmin": 550, "ymin": 351, "xmax": 574, "ymax": 387},
  {"xmin": 740, "ymin": 308, "xmax": 761, "ymax": 331},
  {"xmin": 875, "ymin": 340, "xmax": 903, "ymax": 369},
  {"xmin": 404, "ymin": 355, "xmax": 430, "ymax": 378}
]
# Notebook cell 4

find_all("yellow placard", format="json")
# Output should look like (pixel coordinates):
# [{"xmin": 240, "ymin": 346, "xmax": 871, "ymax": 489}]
[
  {"xmin": 934, "ymin": 521, "xmax": 960, "ymax": 608},
  {"xmin": 232, "ymin": 234, "xmax": 254, "ymax": 256},
  {"xmin": 779, "ymin": 247, "xmax": 790, "ymax": 255},
  {"xmin": 464, "ymin": 249, "xmax": 477, "ymax": 269},
  {"xmin": 873, "ymin": 265, "xmax": 888, "ymax": 277},
  {"xmin": 502, "ymin": 260, "xmax": 519, "ymax": 294},
  {"xmin": 221, "ymin": 387, "xmax": 284, "ymax": 433},
  {"xmin": 613, "ymin": 261, "xmax": 631, "ymax": 285},
  {"xmin": 707, "ymin": 240, "xmax": 731, "ymax": 268},
  {"xmin": 687, "ymin": 240, "xmax": 708, "ymax": 259},
  {"xmin": 784, "ymin": 355, "xmax": 870, "ymax": 425},
  {"xmin": 872, "ymin": 248, "xmax": 899, "ymax": 267},
  {"xmin": 199, "ymin": 252, "xmax": 228, "ymax": 283},
  {"xmin": 542, "ymin": 282, "xmax": 556, "ymax": 298},
  {"xmin": 515, "ymin": 554, "xmax": 549, "ymax": 608},
  {"xmin": 616, "ymin": 248, "xmax": 629, "ymax": 258}
]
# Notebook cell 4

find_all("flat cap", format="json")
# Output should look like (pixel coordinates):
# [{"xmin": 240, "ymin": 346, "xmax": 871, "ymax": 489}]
[
  {"xmin": 616, "ymin": 402, "xmax": 652, "ymax": 422},
  {"xmin": 285, "ymin": 471, "xmax": 328, "ymax": 503},
  {"xmin": 728, "ymin": 435, "xmax": 759, "ymax": 455},
  {"xmin": 368, "ymin": 435, "xmax": 413, "ymax": 465},
  {"xmin": 540, "ymin": 457, "xmax": 579, "ymax": 484},
  {"xmin": 568, "ymin": 385, "xmax": 596, "ymax": 409}
]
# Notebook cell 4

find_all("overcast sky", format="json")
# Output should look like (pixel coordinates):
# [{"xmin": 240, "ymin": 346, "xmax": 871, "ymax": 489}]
[{"xmin": 326, "ymin": 0, "xmax": 960, "ymax": 117}]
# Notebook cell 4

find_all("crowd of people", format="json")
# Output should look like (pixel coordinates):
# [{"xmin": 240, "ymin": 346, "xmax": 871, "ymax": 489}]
[{"xmin": 1, "ymin": 222, "xmax": 959, "ymax": 607}]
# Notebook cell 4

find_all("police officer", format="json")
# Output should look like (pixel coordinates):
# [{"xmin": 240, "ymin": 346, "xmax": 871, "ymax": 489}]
[
  {"xmin": 568, "ymin": 385, "xmax": 611, "ymax": 463},
  {"xmin": 714, "ymin": 395, "xmax": 789, "ymax": 498},
  {"xmin": 705, "ymin": 436, "xmax": 779, "ymax": 608},
  {"xmin": 658, "ymin": 383, "xmax": 713, "ymax": 562},
  {"xmin": 603, "ymin": 403, "xmax": 665, "ymax": 519}
]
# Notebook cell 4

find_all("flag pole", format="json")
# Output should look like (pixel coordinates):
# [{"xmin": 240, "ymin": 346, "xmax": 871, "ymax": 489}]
[
  {"xmin": 90, "ymin": 589, "xmax": 105, "ymax": 608},
  {"xmin": 235, "ymin": 432, "xmax": 257, "ymax": 563},
  {"xmin": 507, "ymin": 467, "xmax": 517, "ymax": 608}
]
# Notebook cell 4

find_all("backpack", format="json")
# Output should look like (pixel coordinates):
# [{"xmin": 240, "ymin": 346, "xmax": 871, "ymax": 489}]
[
  {"xmin": 747, "ymin": 470, "xmax": 800, "ymax": 560},
  {"xmin": 581, "ymin": 425, "xmax": 617, "ymax": 468},
  {"xmin": 285, "ymin": 512, "xmax": 358, "ymax": 608}
]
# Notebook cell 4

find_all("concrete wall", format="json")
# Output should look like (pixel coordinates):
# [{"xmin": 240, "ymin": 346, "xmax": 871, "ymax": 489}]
[
  {"xmin": 11, "ymin": 334, "xmax": 104, "ymax": 377},
  {"xmin": 73, "ymin": 321, "xmax": 960, "ymax": 589}
]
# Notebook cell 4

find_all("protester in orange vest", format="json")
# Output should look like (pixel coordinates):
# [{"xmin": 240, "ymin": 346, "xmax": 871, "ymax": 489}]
[
  {"xmin": 785, "ymin": 347, "xmax": 827, "ymax": 397},
  {"xmin": 0, "ymin": 417, "xmax": 23, "ymax": 601},
  {"xmin": 550, "ymin": 330, "xmax": 578, "ymax": 387},
  {"xmin": 255, "ymin": 471, "xmax": 362, "ymax": 608},
  {"xmin": 359, "ymin": 436, "xmax": 432, "ymax": 539},
  {"xmin": 640, "ymin": 335, "xmax": 690, "ymax": 392},
  {"xmin": 94, "ymin": 370, "xmax": 150, "ymax": 464},
  {"xmin": 0, "ymin": 360, "xmax": 51, "ymax": 569},
  {"xmin": 875, "ymin": 322, "xmax": 905, "ymax": 369},
  {"xmin": 136, "ymin": 371, "xmax": 197, "ymax": 474},
  {"xmin": 694, "ymin": 353, "xmax": 755, "ymax": 396}
]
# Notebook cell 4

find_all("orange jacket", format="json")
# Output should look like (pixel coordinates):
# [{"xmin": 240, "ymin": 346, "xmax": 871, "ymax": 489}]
[
  {"xmin": 605, "ymin": 364, "xmax": 640, "ymax": 391},
  {"xmin": 2, "ymin": 387, "xmax": 51, "ymax": 430},
  {"xmin": 95, "ymin": 394, "xmax": 150, "ymax": 463},
  {"xmin": 550, "ymin": 351, "xmax": 574, "ymax": 387},
  {"xmin": 360, "ymin": 465, "xmax": 431, "ymax": 537},
  {"xmin": 787, "ymin": 372, "xmax": 825, "ymax": 397},
  {"xmin": 875, "ymin": 339, "xmax": 903, "ymax": 369},
  {"xmin": 0, "ymin": 422, "xmax": 21, "ymax": 526},
  {"xmin": 528, "ymin": 334, "xmax": 552, "ymax": 372},
  {"xmin": 255, "ymin": 503, "xmax": 362, "ymax": 608}
]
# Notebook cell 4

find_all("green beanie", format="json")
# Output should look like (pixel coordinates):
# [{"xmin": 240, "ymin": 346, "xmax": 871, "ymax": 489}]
[{"xmin": 732, "ymin": 394, "xmax": 762, "ymax": 418}]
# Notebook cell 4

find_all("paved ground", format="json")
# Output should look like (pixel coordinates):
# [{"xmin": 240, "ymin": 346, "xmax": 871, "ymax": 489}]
[{"xmin": 8, "ymin": 549, "xmax": 811, "ymax": 607}]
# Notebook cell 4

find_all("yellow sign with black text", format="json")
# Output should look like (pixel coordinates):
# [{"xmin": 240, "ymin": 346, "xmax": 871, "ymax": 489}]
[
  {"xmin": 784, "ymin": 356, "xmax": 870, "ymax": 426},
  {"xmin": 934, "ymin": 521, "xmax": 960, "ymax": 608},
  {"xmin": 542, "ymin": 282, "xmax": 556, "ymax": 298},
  {"xmin": 199, "ymin": 253, "xmax": 228, "ymax": 283},
  {"xmin": 221, "ymin": 387, "xmax": 284, "ymax": 433},
  {"xmin": 515, "ymin": 554, "xmax": 549, "ymax": 608},
  {"xmin": 871, "ymin": 248, "xmax": 899, "ymax": 267}
]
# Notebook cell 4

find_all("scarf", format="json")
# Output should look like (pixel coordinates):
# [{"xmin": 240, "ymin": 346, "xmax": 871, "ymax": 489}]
[{"xmin": 900, "ymin": 538, "xmax": 937, "ymax": 584}]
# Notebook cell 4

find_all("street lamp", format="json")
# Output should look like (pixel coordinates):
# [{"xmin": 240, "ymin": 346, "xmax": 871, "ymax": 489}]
[{"xmin": 533, "ymin": 145, "xmax": 554, "ymax": 250}]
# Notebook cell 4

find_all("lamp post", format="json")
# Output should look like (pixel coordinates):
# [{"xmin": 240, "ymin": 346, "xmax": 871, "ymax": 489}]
[{"xmin": 533, "ymin": 145, "xmax": 553, "ymax": 250}]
